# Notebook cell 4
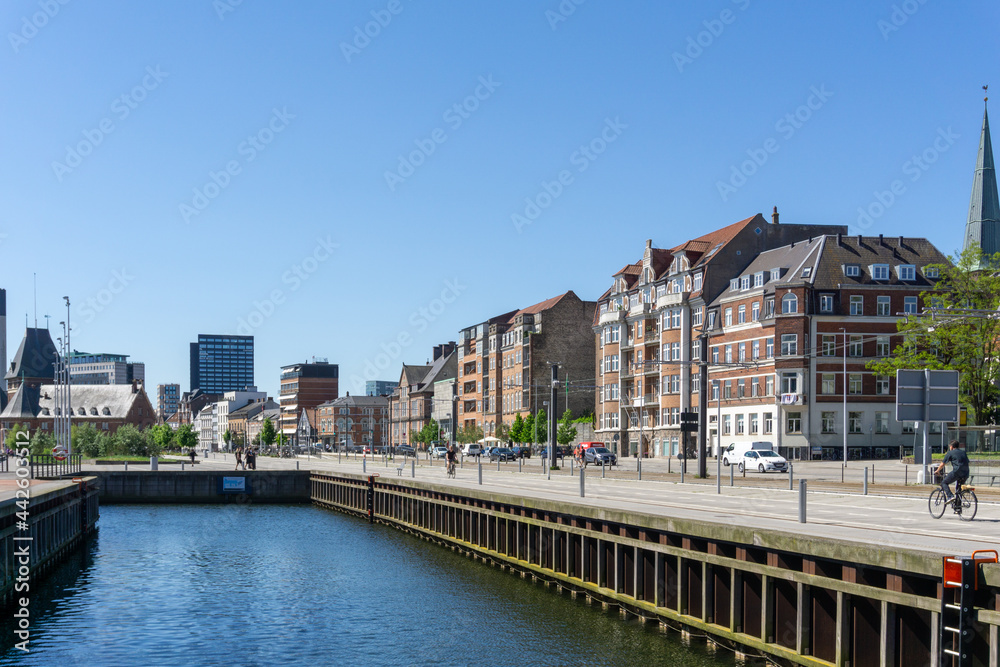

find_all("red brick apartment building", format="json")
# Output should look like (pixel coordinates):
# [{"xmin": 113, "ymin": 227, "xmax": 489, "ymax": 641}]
[
  {"xmin": 387, "ymin": 343, "xmax": 456, "ymax": 447},
  {"xmin": 317, "ymin": 394, "xmax": 389, "ymax": 449},
  {"xmin": 593, "ymin": 211, "xmax": 847, "ymax": 458}
]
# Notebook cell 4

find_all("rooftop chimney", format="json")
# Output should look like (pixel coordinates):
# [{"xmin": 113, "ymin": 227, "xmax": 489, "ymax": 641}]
[
  {"xmin": 878, "ymin": 233, "xmax": 884, "ymax": 246},
  {"xmin": 646, "ymin": 239, "xmax": 652, "ymax": 249},
  {"xmin": 772, "ymin": 206, "xmax": 779, "ymax": 225},
  {"xmin": 837, "ymin": 232, "xmax": 843, "ymax": 247},
  {"xmin": 898, "ymin": 235, "xmax": 904, "ymax": 247},
  {"xmin": 857, "ymin": 234, "xmax": 863, "ymax": 245}
]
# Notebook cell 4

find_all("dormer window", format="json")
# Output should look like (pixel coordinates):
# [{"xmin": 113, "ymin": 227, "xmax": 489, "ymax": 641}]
[
  {"xmin": 770, "ymin": 268, "xmax": 780, "ymax": 281},
  {"xmin": 78, "ymin": 408, "xmax": 86, "ymax": 416},
  {"xmin": 740, "ymin": 275, "xmax": 750, "ymax": 290},
  {"xmin": 753, "ymin": 272, "xmax": 764, "ymax": 288},
  {"xmin": 103, "ymin": 407, "xmax": 111, "ymax": 415},
  {"xmin": 801, "ymin": 267, "xmax": 812, "ymax": 278},
  {"xmin": 692, "ymin": 273, "xmax": 703, "ymax": 291},
  {"xmin": 897, "ymin": 264, "xmax": 915, "ymax": 281},
  {"xmin": 924, "ymin": 266, "xmax": 940, "ymax": 278},
  {"xmin": 845, "ymin": 264, "xmax": 860, "ymax": 277},
  {"xmin": 870, "ymin": 264, "xmax": 890, "ymax": 280},
  {"xmin": 730, "ymin": 279, "xmax": 739, "ymax": 291}
]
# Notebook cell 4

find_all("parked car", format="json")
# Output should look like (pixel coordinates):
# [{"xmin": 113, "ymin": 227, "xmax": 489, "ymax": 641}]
[
  {"xmin": 539, "ymin": 447, "xmax": 566, "ymax": 461},
  {"xmin": 489, "ymin": 447, "xmax": 516, "ymax": 462},
  {"xmin": 432, "ymin": 446, "xmax": 448, "ymax": 459},
  {"xmin": 722, "ymin": 441, "xmax": 774, "ymax": 467},
  {"xmin": 395, "ymin": 445, "xmax": 416, "ymax": 457},
  {"xmin": 511, "ymin": 446, "xmax": 532, "ymax": 459},
  {"xmin": 462, "ymin": 444, "xmax": 484, "ymax": 457},
  {"xmin": 737, "ymin": 449, "xmax": 788, "ymax": 473},
  {"xmin": 583, "ymin": 446, "xmax": 617, "ymax": 467}
]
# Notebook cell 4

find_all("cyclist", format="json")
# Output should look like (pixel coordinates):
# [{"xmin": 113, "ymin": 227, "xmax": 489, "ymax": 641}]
[
  {"xmin": 935, "ymin": 440, "xmax": 970, "ymax": 506},
  {"xmin": 445, "ymin": 444, "xmax": 457, "ymax": 477}
]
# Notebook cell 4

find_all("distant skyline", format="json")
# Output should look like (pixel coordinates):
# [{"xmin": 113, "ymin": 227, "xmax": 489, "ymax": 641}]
[{"xmin": 2, "ymin": 1, "xmax": 997, "ymax": 399}]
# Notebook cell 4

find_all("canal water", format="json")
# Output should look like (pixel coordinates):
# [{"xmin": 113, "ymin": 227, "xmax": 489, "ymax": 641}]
[{"xmin": 1, "ymin": 505, "xmax": 743, "ymax": 666}]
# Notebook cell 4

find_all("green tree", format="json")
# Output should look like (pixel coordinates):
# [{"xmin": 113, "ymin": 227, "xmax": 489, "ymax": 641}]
[
  {"xmin": 456, "ymin": 424, "xmax": 483, "ymax": 444},
  {"xmin": 73, "ymin": 423, "xmax": 102, "ymax": 458},
  {"xmin": 510, "ymin": 414, "xmax": 525, "ymax": 444},
  {"xmin": 868, "ymin": 245, "xmax": 1000, "ymax": 430},
  {"xmin": 523, "ymin": 413, "xmax": 534, "ymax": 445},
  {"xmin": 148, "ymin": 424, "xmax": 174, "ymax": 456},
  {"xmin": 114, "ymin": 424, "xmax": 150, "ymax": 457},
  {"xmin": 495, "ymin": 421, "xmax": 510, "ymax": 443},
  {"xmin": 5, "ymin": 424, "xmax": 30, "ymax": 451},
  {"xmin": 556, "ymin": 410, "xmax": 578, "ymax": 446},
  {"xmin": 260, "ymin": 418, "xmax": 277, "ymax": 447},
  {"xmin": 223, "ymin": 428, "xmax": 232, "ymax": 447},
  {"xmin": 532, "ymin": 409, "xmax": 547, "ymax": 445},
  {"xmin": 29, "ymin": 430, "xmax": 56, "ymax": 456},
  {"xmin": 418, "ymin": 419, "xmax": 440, "ymax": 447},
  {"xmin": 175, "ymin": 423, "xmax": 198, "ymax": 451}
]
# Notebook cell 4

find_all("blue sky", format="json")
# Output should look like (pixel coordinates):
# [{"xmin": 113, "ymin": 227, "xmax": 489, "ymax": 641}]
[{"xmin": 2, "ymin": 0, "xmax": 997, "ymax": 399}]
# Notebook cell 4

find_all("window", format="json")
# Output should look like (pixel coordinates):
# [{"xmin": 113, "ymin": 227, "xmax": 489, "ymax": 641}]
[
  {"xmin": 902, "ymin": 421, "xmax": 915, "ymax": 434},
  {"xmin": 781, "ymin": 373, "xmax": 798, "ymax": 395},
  {"xmin": 751, "ymin": 302, "xmax": 760, "ymax": 321},
  {"xmin": 871, "ymin": 264, "xmax": 890, "ymax": 280},
  {"xmin": 738, "ymin": 343, "xmax": 746, "ymax": 362},
  {"xmin": 737, "ymin": 378, "xmax": 745, "ymax": 397},
  {"xmin": 738, "ymin": 304, "xmax": 746, "ymax": 323},
  {"xmin": 693, "ymin": 273, "xmax": 703, "ymax": 291},
  {"xmin": 876, "ymin": 336, "xmax": 890, "ymax": 357},
  {"xmin": 691, "ymin": 375, "xmax": 700, "ymax": 393},
  {"xmin": 672, "ymin": 343, "xmax": 681, "ymax": 360},
  {"xmin": 849, "ymin": 335, "xmax": 863, "ymax": 357},
  {"xmin": 780, "ymin": 334, "xmax": 797, "ymax": 356},
  {"xmin": 821, "ymin": 374, "xmax": 836, "ymax": 394},
  {"xmin": 924, "ymin": 266, "xmax": 939, "ymax": 278},
  {"xmin": 849, "ymin": 411, "xmax": 863, "ymax": 434},
  {"xmin": 820, "ymin": 294, "xmax": 834, "ymax": 313},
  {"xmin": 725, "ymin": 346, "xmax": 732, "ymax": 363},
  {"xmin": 672, "ymin": 309, "xmax": 681, "ymax": 328},
  {"xmin": 711, "ymin": 382, "xmax": 719, "ymax": 400},
  {"xmin": 849, "ymin": 374, "xmax": 862, "ymax": 395},
  {"xmin": 766, "ymin": 337, "xmax": 774, "ymax": 358},
  {"xmin": 845, "ymin": 264, "xmax": 860, "ymax": 277},
  {"xmin": 876, "ymin": 375, "xmax": 890, "ymax": 395},
  {"xmin": 770, "ymin": 268, "xmax": 781, "ymax": 281},
  {"xmin": 693, "ymin": 308, "xmax": 702, "ymax": 326},
  {"xmin": 904, "ymin": 296, "xmax": 918, "ymax": 315},
  {"xmin": 722, "ymin": 380, "xmax": 731, "ymax": 399},
  {"xmin": 741, "ymin": 276, "xmax": 750, "ymax": 290},
  {"xmin": 763, "ymin": 412, "xmax": 773, "ymax": 434},
  {"xmin": 875, "ymin": 411, "xmax": 890, "ymax": 434},
  {"xmin": 749, "ymin": 413, "xmax": 759, "ymax": 434},
  {"xmin": 671, "ymin": 375, "xmax": 680, "ymax": 393},
  {"xmin": 712, "ymin": 347, "xmax": 719, "ymax": 364},
  {"xmin": 764, "ymin": 299, "xmax": 775, "ymax": 318},
  {"xmin": 822, "ymin": 411, "xmax": 837, "ymax": 434},
  {"xmin": 752, "ymin": 340, "xmax": 760, "ymax": 360},
  {"xmin": 786, "ymin": 412, "xmax": 802, "ymax": 434},
  {"xmin": 877, "ymin": 296, "xmax": 891, "ymax": 316},
  {"xmin": 781, "ymin": 293, "xmax": 798, "ymax": 314},
  {"xmin": 723, "ymin": 415, "xmax": 731, "ymax": 435},
  {"xmin": 850, "ymin": 295, "xmax": 863, "ymax": 316},
  {"xmin": 822, "ymin": 335, "xmax": 836, "ymax": 356},
  {"xmin": 692, "ymin": 340, "xmax": 701, "ymax": 360},
  {"xmin": 707, "ymin": 311, "xmax": 717, "ymax": 329},
  {"xmin": 735, "ymin": 414, "xmax": 745, "ymax": 434},
  {"xmin": 898, "ymin": 264, "xmax": 915, "ymax": 281},
  {"xmin": 765, "ymin": 375, "xmax": 774, "ymax": 396},
  {"xmin": 730, "ymin": 279, "xmax": 739, "ymax": 292},
  {"xmin": 725, "ymin": 308, "xmax": 732, "ymax": 327},
  {"xmin": 754, "ymin": 272, "xmax": 764, "ymax": 288}
]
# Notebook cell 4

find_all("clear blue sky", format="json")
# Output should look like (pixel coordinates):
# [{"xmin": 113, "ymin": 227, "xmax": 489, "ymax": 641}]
[{"xmin": 2, "ymin": 0, "xmax": 997, "ymax": 399}]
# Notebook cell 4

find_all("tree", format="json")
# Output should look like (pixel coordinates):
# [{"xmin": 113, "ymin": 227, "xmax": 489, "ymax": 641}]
[
  {"xmin": 30, "ymin": 430, "xmax": 56, "ymax": 456},
  {"xmin": 175, "ymin": 423, "xmax": 198, "ymax": 451},
  {"xmin": 868, "ymin": 245, "xmax": 1000, "ymax": 432},
  {"xmin": 114, "ymin": 424, "xmax": 150, "ymax": 457},
  {"xmin": 260, "ymin": 418, "xmax": 277, "ymax": 447},
  {"xmin": 510, "ymin": 414, "xmax": 525, "ymax": 444},
  {"xmin": 418, "ymin": 419, "xmax": 440, "ymax": 447},
  {"xmin": 223, "ymin": 428, "xmax": 232, "ymax": 447},
  {"xmin": 73, "ymin": 423, "xmax": 102, "ymax": 458},
  {"xmin": 148, "ymin": 424, "xmax": 175, "ymax": 455},
  {"xmin": 456, "ymin": 424, "xmax": 483, "ymax": 444},
  {"xmin": 523, "ymin": 413, "xmax": 534, "ymax": 445},
  {"xmin": 532, "ymin": 409, "xmax": 547, "ymax": 445},
  {"xmin": 556, "ymin": 410, "xmax": 578, "ymax": 446},
  {"xmin": 5, "ymin": 424, "xmax": 29, "ymax": 451},
  {"xmin": 495, "ymin": 421, "xmax": 510, "ymax": 443}
]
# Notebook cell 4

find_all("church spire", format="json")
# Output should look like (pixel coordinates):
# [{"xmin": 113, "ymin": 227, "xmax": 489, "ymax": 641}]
[{"xmin": 963, "ymin": 87, "xmax": 1000, "ymax": 268}]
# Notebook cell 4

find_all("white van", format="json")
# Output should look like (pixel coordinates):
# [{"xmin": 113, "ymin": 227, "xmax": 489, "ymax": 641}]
[
  {"xmin": 462, "ymin": 444, "xmax": 483, "ymax": 457},
  {"xmin": 721, "ymin": 441, "xmax": 774, "ymax": 467}
]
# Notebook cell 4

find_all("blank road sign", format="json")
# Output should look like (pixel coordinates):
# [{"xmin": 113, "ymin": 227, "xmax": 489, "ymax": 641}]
[{"xmin": 895, "ymin": 369, "xmax": 960, "ymax": 423}]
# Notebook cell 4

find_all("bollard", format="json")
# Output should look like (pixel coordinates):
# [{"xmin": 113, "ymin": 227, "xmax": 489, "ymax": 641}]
[
  {"xmin": 680, "ymin": 462, "xmax": 684, "ymax": 484},
  {"xmin": 411, "ymin": 461, "xmax": 415, "ymax": 478},
  {"xmin": 799, "ymin": 480, "xmax": 807, "ymax": 523},
  {"xmin": 602, "ymin": 460, "xmax": 606, "ymax": 478},
  {"xmin": 570, "ymin": 457, "xmax": 574, "ymax": 476},
  {"xmin": 150, "ymin": 456, "xmax": 158, "ymax": 471},
  {"xmin": 297, "ymin": 461, "xmax": 300, "ymax": 470},
  {"xmin": 519, "ymin": 458, "xmax": 522, "ymax": 473},
  {"xmin": 547, "ymin": 466, "xmax": 551, "ymax": 481},
  {"xmin": 668, "ymin": 456, "xmax": 671, "ymax": 474},
  {"xmin": 841, "ymin": 464, "xmax": 844, "ymax": 483},
  {"xmin": 497, "ymin": 458, "xmax": 500, "ymax": 472},
  {"xmin": 729, "ymin": 462, "xmax": 734, "ymax": 487},
  {"xmin": 871, "ymin": 464, "xmax": 875, "ymax": 484},
  {"xmin": 338, "ymin": 452, "xmax": 341, "ymax": 464},
  {"xmin": 789, "ymin": 464, "xmax": 793, "ymax": 491},
  {"xmin": 363, "ymin": 459, "xmax": 366, "ymax": 474},
  {"xmin": 863, "ymin": 467, "xmax": 868, "ymax": 495},
  {"xmin": 637, "ymin": 459, "xmax": 642, "ymax": 481},
  {"xmin": 478, "ymin": 460, "xmax": 482, "ymax": 485},
  {"xmin": 126, "ymin": 461, "xmax": 130, "ymax": 471},
  {"xmin": 905, "ymin": 464, "xmax": 908, "ymax": 486},
  {"xmin": 580, "ymin": 467, "xmax": 585, "ymax": 497},
  {"xmin": 716, "ymin": 461, "xmax": 721, "ymax": 495}
]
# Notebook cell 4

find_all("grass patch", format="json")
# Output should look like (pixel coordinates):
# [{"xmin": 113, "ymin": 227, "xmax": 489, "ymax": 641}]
[{"xmin": 932, "ymin": 451, "xmax": 1000, "ymax": 460}]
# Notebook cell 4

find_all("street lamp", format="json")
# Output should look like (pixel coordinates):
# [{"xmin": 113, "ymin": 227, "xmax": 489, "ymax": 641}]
[
  {"xmin": 840, "ymin": 327, "xmax": 847, "ymax": 465},
  {"xmin": 64, "ymin": 296, "xmax": 71, "ymax": 457},
  {"xmin": 714, "ymin": 379, "xmax": 722, "ymax": 482}
]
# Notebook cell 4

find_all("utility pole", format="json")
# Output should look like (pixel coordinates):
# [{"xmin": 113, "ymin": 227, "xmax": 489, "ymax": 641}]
[{"xmin": 549, "ymin": 364, "xmax": 558, "ymax": 469}]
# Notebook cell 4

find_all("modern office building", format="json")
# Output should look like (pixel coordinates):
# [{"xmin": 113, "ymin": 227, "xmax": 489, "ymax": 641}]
[
  {"xmin": 157, "ymin": 383, "xmax": 181, "ymax": 420},
  {"xmin": 279, "ymin": 360, "xmax": 339, "ymax": 438},
  {"xmin": 189, "ymin": 334, "xmax": 254, "ymax": 393},
  {"xmin": 68, "ymin": 351, "xmax": 145, "ymax": 386},
  {"xmin": 365, "ymin": 380, "xmax": 397, "ymax": 397}
]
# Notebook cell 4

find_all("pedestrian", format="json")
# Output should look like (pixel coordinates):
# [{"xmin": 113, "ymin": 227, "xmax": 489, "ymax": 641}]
[
  {"xmin": 189, "ymin": 448, "xmax": 196, "ymax": 464},
  {"xmin": 247, "ymin": 449, "xmax": 255, "ymax": 470},
  {"xmin": 235, "ymin": 448, "xmax": 243, "ymax": 471}
]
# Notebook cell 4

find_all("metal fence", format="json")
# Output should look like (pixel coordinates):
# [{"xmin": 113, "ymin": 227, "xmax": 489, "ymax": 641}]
[
  {"xmin": 29, "ymin": 453, "xmax": 82, "ymax": 479},
  {"xmin": 968, "ymin": 459, "xmax": 1000, "ymax": 487}
]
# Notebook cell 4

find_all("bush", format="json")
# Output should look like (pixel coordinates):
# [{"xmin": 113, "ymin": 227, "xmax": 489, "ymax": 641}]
[{"xmin": 112, "ymin": 424, "xmax": 150, "ymax": 457}]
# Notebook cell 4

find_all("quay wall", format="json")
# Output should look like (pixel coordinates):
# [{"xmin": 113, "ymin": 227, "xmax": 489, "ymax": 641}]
[
  {"xmin": 92, "ymin": 470, "xmax": 311, "ymax": 503},
  {"xmin": 312, "ymin": 471, "xmax": 1000, "ymax": 667},
  {"xmin": 0, "ymin": 478, "xmax": 99, "ymax": 608}
]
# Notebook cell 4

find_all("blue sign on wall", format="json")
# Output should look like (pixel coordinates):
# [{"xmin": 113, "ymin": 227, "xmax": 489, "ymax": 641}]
[{"xmin": 218, "ymin": 476, "xmax": 250, "ymax": 494}]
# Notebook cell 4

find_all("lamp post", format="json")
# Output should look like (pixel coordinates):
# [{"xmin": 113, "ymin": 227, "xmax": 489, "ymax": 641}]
[
  {"xmin": 840, "ymin": 327, "xmax": 847, "ymax": 464},
  {"xmin": 64, "ymin": 297, "xmax": 71, "ymax": 456}
]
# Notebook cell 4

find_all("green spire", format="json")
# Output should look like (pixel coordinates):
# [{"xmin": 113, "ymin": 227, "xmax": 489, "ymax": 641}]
[{"xmin": 963, "ymin": 90, "xmax": 1000, "ymax": 268}]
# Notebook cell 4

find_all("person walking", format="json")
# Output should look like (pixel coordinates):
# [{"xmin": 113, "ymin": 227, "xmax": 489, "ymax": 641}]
[{"xmin": 235, "ymin": 448, "xmax": 243, "ymax": 471}]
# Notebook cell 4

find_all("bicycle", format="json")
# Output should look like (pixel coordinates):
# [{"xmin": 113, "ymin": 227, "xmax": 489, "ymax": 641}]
[
  {"xmin": 929, "ymin": 484, "xmax": 977, "ymax": 521},
  {"xmin": 446, "ymin": 460, "xmax": 456, "ymax": 479}
]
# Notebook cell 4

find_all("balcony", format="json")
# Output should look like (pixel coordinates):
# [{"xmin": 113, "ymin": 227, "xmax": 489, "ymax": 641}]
[
  {"xmin": 620, "ymin": 337, "xmax": 635, "ymax": 350},
  {"xmin": 656, "ymin": 291, "xmax": 689, "ymax": 309},
  {"xmin": 599, "ymin": 309, "xmax": 626, "ymax": 325},
  {"xmin": 641, "ymin": 362, "xmax": 660, "ymax": 376},
  {"xmin": 632, "ymin": 394, "xmax": 655, "ymax": 407},
  {"xmin": 780, "ymin": 393, "xmax": 806, "ymax": 406}
]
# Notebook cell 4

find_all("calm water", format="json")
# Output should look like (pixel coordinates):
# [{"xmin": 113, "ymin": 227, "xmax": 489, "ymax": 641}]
[{"xmin": 0, "ymin": 505, "xmax": 741, "ymax": 667}]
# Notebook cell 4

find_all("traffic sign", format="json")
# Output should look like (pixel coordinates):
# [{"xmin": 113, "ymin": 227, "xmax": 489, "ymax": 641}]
[{"xmin": 896, "ymin": 369, "xmax": 960, "ymax": 423}]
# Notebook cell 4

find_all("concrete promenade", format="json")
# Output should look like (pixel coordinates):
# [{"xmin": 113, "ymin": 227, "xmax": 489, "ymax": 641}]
[{"xmin": 129, "ymin": 452, "xmax": 1000, "ymax": 561}]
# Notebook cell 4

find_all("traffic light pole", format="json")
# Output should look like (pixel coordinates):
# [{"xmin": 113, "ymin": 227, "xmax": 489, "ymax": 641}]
[{"xmin": 698, "ymin": 331, "xmax": 709, "ymax": 478}]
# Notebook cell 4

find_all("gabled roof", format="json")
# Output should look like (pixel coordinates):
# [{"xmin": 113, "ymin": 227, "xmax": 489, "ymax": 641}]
[
  {"xmin": 812, "ymin": 235, "xmax": 948, "ymax": 289},
  {"xmin": 674, "ymin": 215, "xmax": 760, "ymax": 270},
  {"xmin": 401, "ymin": 364, "xmax": 432, "ymax": 387},
  {"xmin": 1, "ymin": 383, "xmax": 146, "ymax": 420},
  {"xmin": 5, "ymin": 328, "xmax": 58, "ymax": 382},
  {"xmin": 507, "ymin": 291, "xmax": 578, "ymax": 323},
  {"xmin": 710, "ymin": 237, "xmax": 826, "ymax": 306},
  {"xmin": 0, "ymin": 384, "xmax": 40, "ymax": 419},
  {"xmin": 318, "ymin": 394, "xmax": 390, "ymax": 409}
]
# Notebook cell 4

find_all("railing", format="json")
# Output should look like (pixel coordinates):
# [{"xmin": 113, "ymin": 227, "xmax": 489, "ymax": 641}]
[{"xmin": 29, "ymin": 453, "xmax": 83, "ymax": 479}]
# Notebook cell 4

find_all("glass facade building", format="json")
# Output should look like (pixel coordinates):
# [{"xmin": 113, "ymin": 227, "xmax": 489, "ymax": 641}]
[{"xmin": 189, "ymin": 334, "xmax": 254, "ymax": 393}]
